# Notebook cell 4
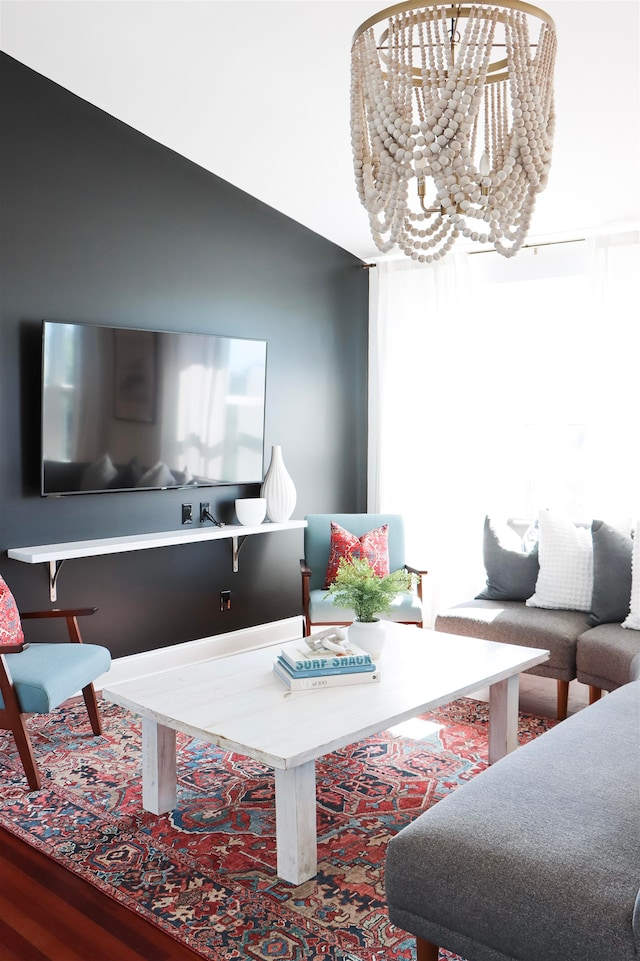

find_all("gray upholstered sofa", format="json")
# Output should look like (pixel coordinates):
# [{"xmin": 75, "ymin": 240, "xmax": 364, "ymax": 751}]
[
  {"xmin": 435, "ymin": 515, "xmax": 640, "ymax": 719},
  {"xmin": 385, "ymin": 678, "xmax": 640, "ymax": 961}
]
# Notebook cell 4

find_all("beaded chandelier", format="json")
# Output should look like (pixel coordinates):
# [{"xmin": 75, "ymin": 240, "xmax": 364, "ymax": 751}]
[{"xmin": 351, "ymin": 0, "xmax": 557, "ymax": 261}]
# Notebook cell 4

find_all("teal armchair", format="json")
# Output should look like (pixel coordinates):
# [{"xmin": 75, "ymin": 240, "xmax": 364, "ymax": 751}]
[
  {"xmin": 0, "ymin": 580, "xmax": 112, "ymax": 791},
  {"xmin": 300, "ymin": 513, "xmax": 427, "ymax": 636}
]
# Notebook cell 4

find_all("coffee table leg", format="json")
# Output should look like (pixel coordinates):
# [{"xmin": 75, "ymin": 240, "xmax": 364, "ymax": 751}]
[
  {"xmin": 488, "ymin": 674, "xmax": 519, "ymax": 764},
  {"xmin": 142, "ymin": 717, "xmax": 177, "ymax": 814},
  {"xmin": 274, "ymin": 761, "xmax": 317, "ymax": 884}
]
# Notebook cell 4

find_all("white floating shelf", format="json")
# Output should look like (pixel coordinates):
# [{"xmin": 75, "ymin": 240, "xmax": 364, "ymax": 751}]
[{"xmin": 8, "ymin": 520, "xmax": 307, "ymax": 601}]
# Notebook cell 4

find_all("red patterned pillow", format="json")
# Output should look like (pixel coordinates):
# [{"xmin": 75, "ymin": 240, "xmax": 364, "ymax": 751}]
[
  {"xmin": 324, "ymin": 522, "xmax": 390, "ymax": 587},
  {"xmin": 0, "ymin": 575, "xmax": 24, "ymax": 650}
]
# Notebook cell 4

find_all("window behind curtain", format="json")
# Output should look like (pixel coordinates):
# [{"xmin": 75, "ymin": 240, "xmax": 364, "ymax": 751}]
[
  {"xmin": 466, "ymin": 241, "xmax": 592, "ymax": 521},
  {"xmin": 372, "ymin": 234, "xmax": 640, "ymax": 620},
  {"xmin": 466, "ymin": 237, "xmax": 639, "ymax": 522}
]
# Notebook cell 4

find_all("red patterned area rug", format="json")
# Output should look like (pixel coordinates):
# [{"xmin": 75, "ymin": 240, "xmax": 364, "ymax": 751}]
[{"xmin": 0, "ymin": 695, "xmax": 555, "ymax": 961}]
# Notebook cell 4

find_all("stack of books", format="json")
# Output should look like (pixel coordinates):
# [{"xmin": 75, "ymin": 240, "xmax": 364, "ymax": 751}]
[{"xmin": 273, "ymin": 636, "xmax": 380, "ymax": 691}]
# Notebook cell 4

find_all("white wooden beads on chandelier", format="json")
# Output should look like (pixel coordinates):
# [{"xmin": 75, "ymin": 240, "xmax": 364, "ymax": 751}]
[{"xmin": 351, "ymin": 0, "xmax": 557, "ymax": 260}]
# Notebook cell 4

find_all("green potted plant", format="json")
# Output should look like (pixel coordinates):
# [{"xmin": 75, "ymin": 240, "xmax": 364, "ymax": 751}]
[{"xmin": 327, "ymin": 557, "xmax": 415, "ymax": 656}]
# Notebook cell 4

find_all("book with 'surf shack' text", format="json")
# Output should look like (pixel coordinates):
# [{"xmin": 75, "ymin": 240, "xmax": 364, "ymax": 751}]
[
  {"xmin": 273, "ymin": 657, "xmax": 381, "ymax": 691},
  {"xmin": 279, "ymin": 637, "xmax": 375, "ymax": 674},
  {"xmin": 274, "ymin": 632, "xmax": 380, "ymax": 691}
]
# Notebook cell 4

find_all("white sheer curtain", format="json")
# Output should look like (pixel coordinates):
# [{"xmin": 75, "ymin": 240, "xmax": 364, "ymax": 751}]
[
  {"xmin": 581, "ymin": 234, "xmax": 640, "ymax": 518},
  {"xmin": 369, "ymin": 253, "xmax": 487, "ymax": 623},
  {"xmin": 370, "ymin": 233, "xmax": 640, "ymax": 625}
]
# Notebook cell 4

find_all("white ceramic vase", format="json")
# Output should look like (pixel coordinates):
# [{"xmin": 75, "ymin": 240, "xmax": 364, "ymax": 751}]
[
  {"xmin": 261, "ymin": 445, "xmax": 296, "ymax": 522},
  {"xmin": 347, "ymin": 618, "xmax": 386, "ymax": 659}
]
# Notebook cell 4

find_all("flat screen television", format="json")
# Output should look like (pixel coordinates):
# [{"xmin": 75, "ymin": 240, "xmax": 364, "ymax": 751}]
[{"xmin": 41, "ymin": 320, "xmax": 267, "ymax": 496}]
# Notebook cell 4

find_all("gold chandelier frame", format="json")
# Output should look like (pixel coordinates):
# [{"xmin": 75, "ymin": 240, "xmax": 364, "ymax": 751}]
[{"xmin": 353, "ymin": 0, "xmax": 555, "ymax": 88}]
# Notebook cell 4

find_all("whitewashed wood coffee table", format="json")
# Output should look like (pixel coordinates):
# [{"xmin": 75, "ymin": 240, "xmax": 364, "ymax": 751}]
[{"xmin": 102, "ymin": 624, "xmax": 548, "ymax": 884}]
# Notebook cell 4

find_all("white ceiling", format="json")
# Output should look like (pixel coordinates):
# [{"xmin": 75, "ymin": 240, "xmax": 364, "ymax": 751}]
[{"xmin": 2, "ymin": 0, "xmax": 639, "ymax": 262}]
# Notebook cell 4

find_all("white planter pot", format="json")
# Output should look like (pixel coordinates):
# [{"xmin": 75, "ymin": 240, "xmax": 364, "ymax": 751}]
[
  {"xmin": 347, "ymin": 618, "xmax": 386, "ymax": 659},
  {"xmin": 261, "ymin": 445, "xmax": 297, "ymax": 522}
]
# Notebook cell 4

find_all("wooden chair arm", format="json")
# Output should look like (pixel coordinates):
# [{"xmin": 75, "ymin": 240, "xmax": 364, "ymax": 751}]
[
  {"xmin": 300, "ymin": 560, "xmax": 312, "ymax": 635},
  {"xmin": 0, "ymin": 640, "xmax": 25, "ymax": 653},
  {"xmin": 19, "ymin": 608, "xmax": 98, "ymax": 620},
  {"xmin": 405, "ymin": 566, "xmax": 428, "ymax": 603},
  {"xmin": 19, "ymin": 608, "xmax": 98, "ymax": 645}
]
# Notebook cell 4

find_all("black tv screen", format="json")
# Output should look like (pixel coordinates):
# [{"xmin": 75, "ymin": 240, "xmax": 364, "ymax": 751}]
[{"xmin": 41, "ymin": 320, "xmax": 267, "ymax": 495}]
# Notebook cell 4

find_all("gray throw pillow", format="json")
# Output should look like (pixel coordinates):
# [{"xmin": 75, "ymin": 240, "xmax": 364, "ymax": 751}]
[
  {"xmin": 475, "ymin": 516, "xmax": 539, "ymax": 602},
  {"xmin": 588, "ymin": 519, "xmax": 633, "ymax": 626}
]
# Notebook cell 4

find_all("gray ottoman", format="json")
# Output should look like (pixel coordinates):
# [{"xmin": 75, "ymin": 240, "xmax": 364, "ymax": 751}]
[{"xmin": 385, "ymin": 680, "xmax": 640, "ymax": 961}]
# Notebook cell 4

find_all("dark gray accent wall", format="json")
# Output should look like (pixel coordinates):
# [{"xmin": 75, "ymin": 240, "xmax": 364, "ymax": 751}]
[{"xmin": 0, "ymin": 53, "xmax": 369, "ymax": 658}]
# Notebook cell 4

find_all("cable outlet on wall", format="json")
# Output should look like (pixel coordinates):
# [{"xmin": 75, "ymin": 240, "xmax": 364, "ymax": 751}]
[
  {"xmin": 200, "ymin": 502, "xmax": 210, "ymax": 523},
  {"xmin": 220, "ymin": 590, "xmax": 231, "ymax": 612},
  {"xmin": 181, "ymin": 503, "xmax": 193, "ymax": 525}
]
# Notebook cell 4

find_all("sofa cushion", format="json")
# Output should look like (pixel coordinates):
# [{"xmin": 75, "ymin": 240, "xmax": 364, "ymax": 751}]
[
  {"xmin": 435, "ymin": 600, "xmax": 587, "ymax": 680},
  {"xmin": 589, "ymin": 519, "xmax": 633, "ymax": 626},
  {"xmin": 527, "ymin": 509, "xmax": 593, "ymax": 612},
  {"xmin": 475, "ymin": 516, "xmax": 539, "ymax": 602},
  {"xmin": 577, "ymin": 623, "xmax": 640, "ymax": 691},
  {"xmin": 385, "ymin": 680, "xmax": 640, "ymax": 961}
]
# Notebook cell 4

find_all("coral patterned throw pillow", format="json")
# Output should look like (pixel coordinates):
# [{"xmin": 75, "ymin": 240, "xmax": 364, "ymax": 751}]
[
  {"xmin": 0, "ymin": 575, "xmax": 24, "ymax": 650},
  {"xmin": 324, "ymin": 522, "xmax": 390, "ymax": 588}
]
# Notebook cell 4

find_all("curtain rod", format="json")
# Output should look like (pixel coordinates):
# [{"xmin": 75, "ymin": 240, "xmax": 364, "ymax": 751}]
[
  {"xmin": 468, "ymin": 236, "xmax": 586, "ymax": 256},
  {"xmin": 360, "ymin": 235, "xmax": 587, "ymax": 267}
]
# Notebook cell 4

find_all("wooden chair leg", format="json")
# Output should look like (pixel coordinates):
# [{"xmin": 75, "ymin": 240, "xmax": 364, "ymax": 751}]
[
  {"xmin": 10, "ymin": 712, "xmax": 42, "ymax": 791},
  {"xmin": 416, "ymin": 937, "xmax": 439, "ymax": 961},
  {"xmin": 557, "ymin": 679, "xmax": 569, "ymax": 721},
  {"xmin": 1, "ymin": 655, "xmax": 42, "ymax": 790},
  {"xmin": 589, "ymin": 685, "xmax": 603, "ymax": 705},
  {"xmin": 82, "ymin": 683, "xmax": 103, "ymax": 736},
  {"xmin": 0, "ymin": 701, "xmax": 41, "ymax": 790}
]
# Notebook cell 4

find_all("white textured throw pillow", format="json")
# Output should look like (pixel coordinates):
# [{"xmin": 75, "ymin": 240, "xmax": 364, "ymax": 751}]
[
  {"xmin": 622, "ymin": 519, "xmax": 640, "ymax": 630},
  {"xmin": 526, "ymin": 510, "xmax": 593, "ymax": 612}
]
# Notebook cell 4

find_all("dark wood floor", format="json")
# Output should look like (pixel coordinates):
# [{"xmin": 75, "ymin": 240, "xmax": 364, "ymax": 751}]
[
  {"xmin": 0, "ymin": 829, "xmax": 203, "ymax": 961},
  {"xmin": 0, "ymin": 676, "xmax": 591, "ymax": 960}
]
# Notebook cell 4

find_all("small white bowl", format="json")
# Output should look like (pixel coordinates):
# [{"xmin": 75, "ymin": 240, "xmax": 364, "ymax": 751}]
[{"xmin": 235, "ymin": 497, "xmax": 267, "ymax": 526}]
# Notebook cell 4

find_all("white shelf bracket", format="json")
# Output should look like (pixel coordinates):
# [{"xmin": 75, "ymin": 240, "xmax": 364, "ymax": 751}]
[
  {"xmin": 48, "ymin": 559, "xmax": 64, "ymax": 602},
  {"xmin": 231, "ymin": 535, "xmax": 247, "ymax": 573}
]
